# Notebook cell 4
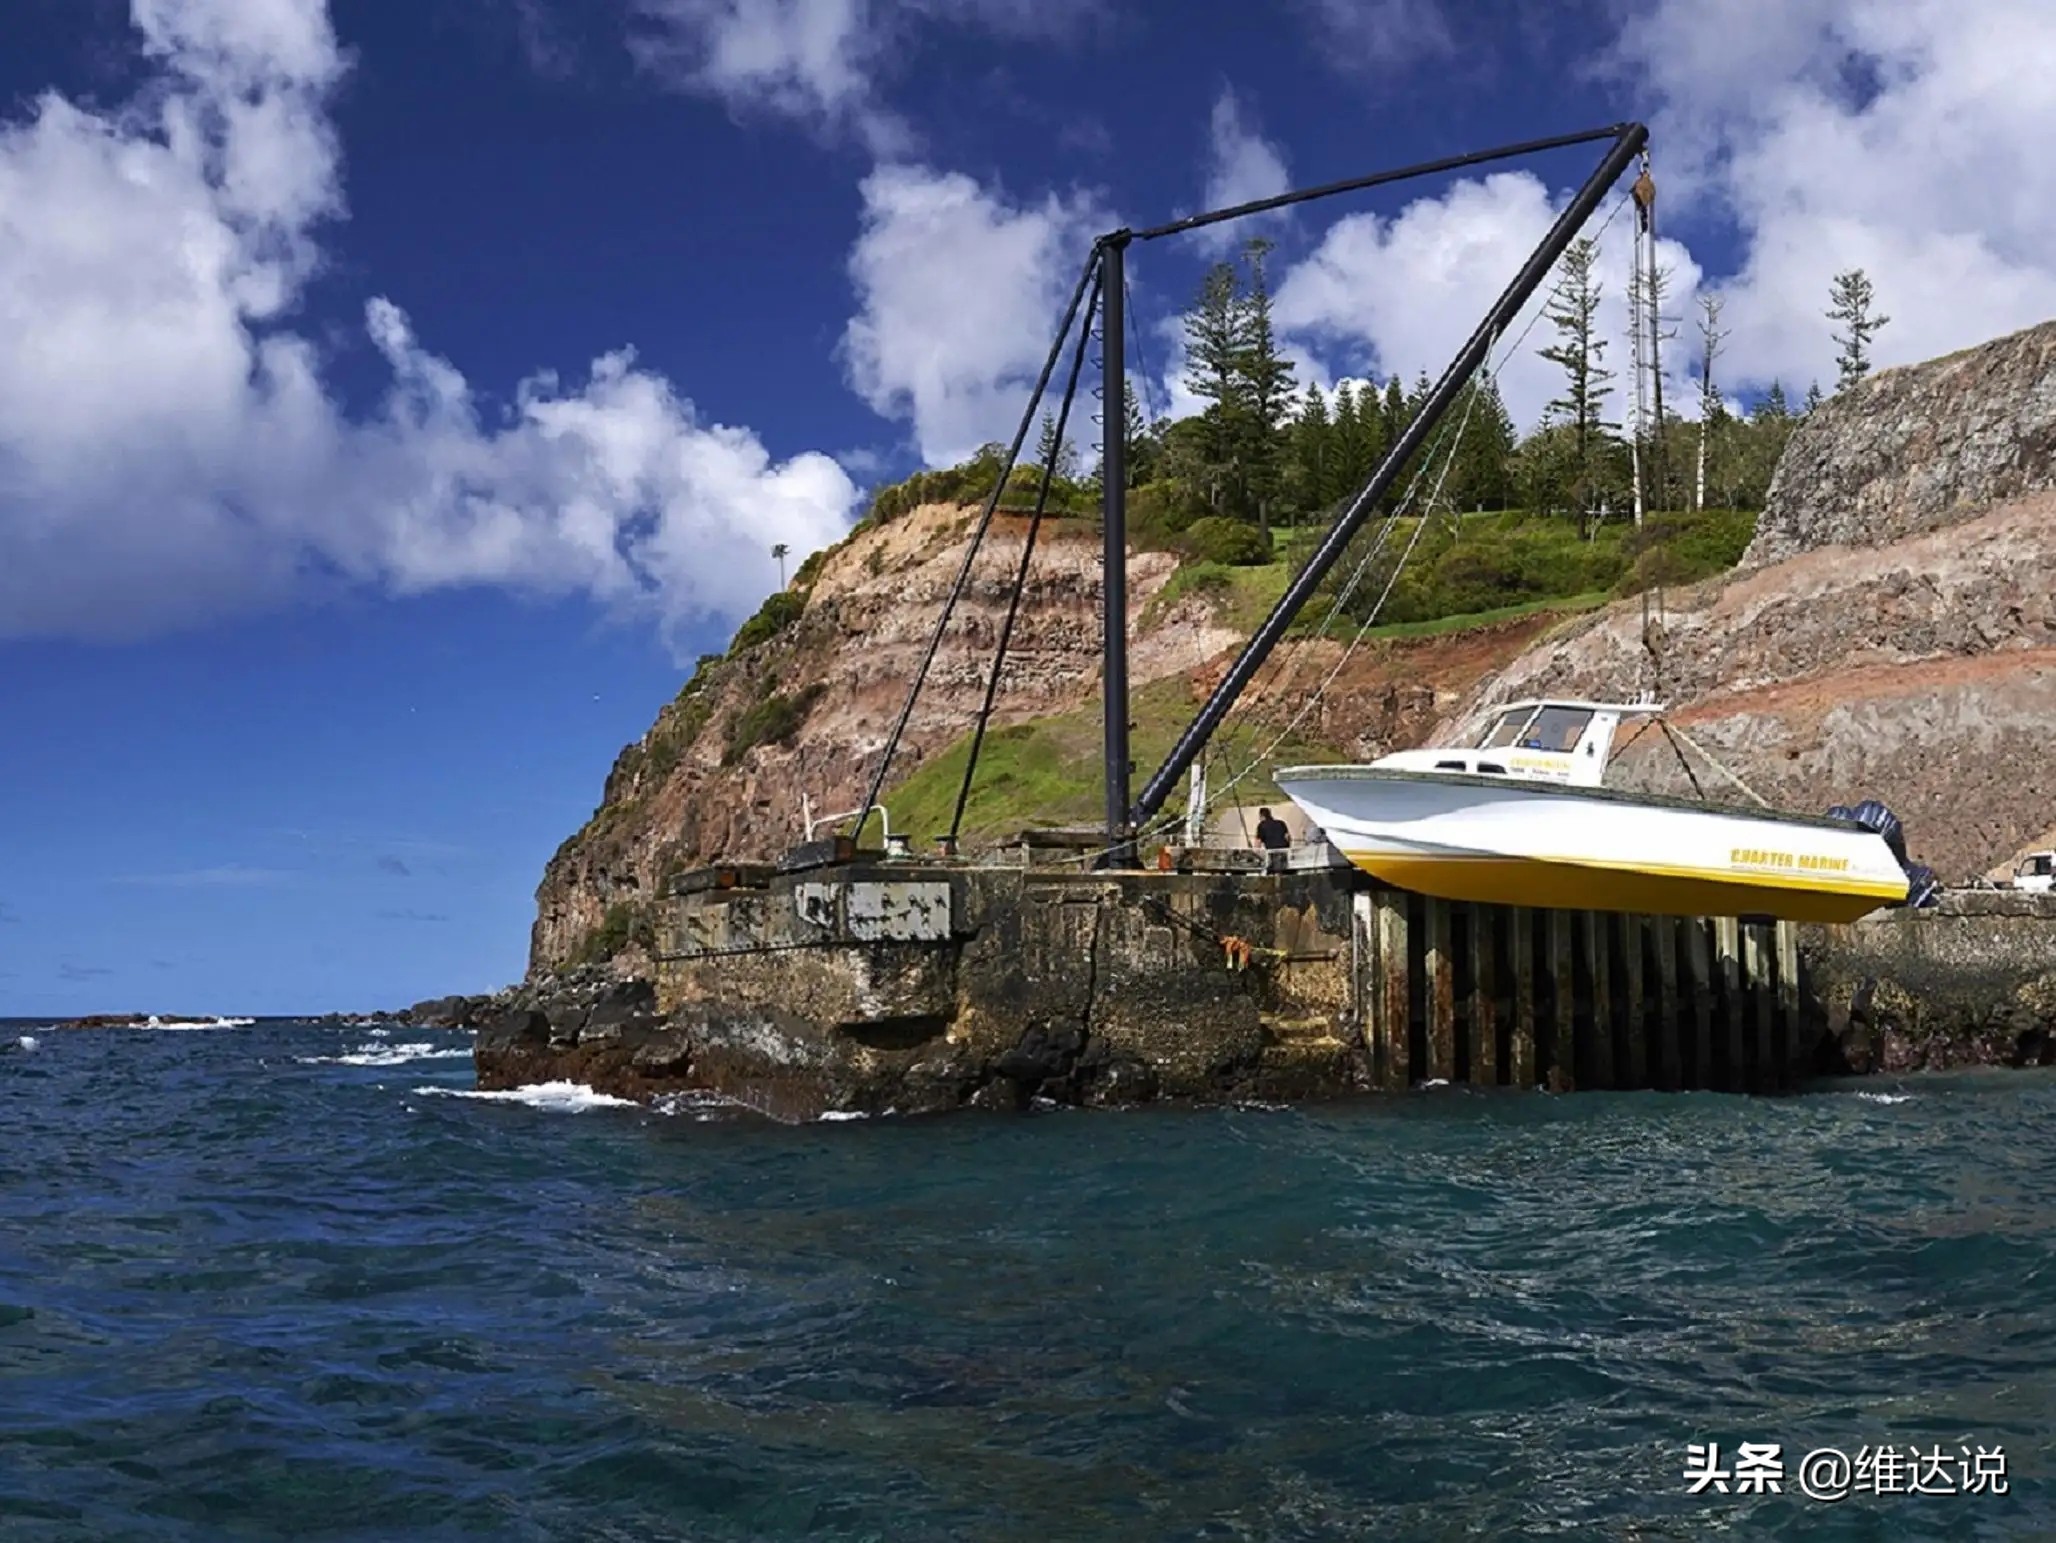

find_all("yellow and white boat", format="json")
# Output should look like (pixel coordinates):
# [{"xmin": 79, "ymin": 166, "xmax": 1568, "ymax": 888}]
[{"xmin": 1275, "ymin": 699, "xmax": 1910, "ymax": 923}]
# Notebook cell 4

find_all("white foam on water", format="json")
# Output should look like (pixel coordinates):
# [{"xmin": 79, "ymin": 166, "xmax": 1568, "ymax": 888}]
[
  {"xmin": 297, "ymin": 1042, "xmax": 472, "ymax": 1068},
  {"xmin": 13, "ymin": 1035, "xmax": 38, "ymax": 1052},
  {"xmin": 1419, "ymin": 1078, "xmax": 1452, "ymax": 1089},
  {"xmin": 651, "ymin": 1091, "xmax": 748, "ymax": 1120},
  {"xmin": 1854, "ymin": 1091, "xmax": 1914, "ymax": 1105},
  {"xmin": 145, "ymin": 1016, "xmax": 257, "ymax": 1031},
  {"xmin": 413, "ymin": 1081, "xmax": 637, "ymax": 1113},
  {"xmin": 819, "ymin": 1109, "xmax": 872, "ymax": 1122},
  {"xmin": 368, "ymin": 1027, "xmax": 391, "ymax": 1037}
]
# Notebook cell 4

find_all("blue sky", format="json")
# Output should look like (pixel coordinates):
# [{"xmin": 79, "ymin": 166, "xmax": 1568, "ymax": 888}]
[{"xmin": 3, "ymin": 0, "xmax": 2051, "ymax": 1015}]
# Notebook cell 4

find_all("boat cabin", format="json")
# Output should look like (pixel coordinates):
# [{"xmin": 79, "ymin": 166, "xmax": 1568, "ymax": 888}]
[
  {"xmin": 1370, "ymin": 698, "xmax": 1662, "ymax": 789},
  {"xmin": 2012, "ymin": 851, "xmax": 2056, "ymax": 893}
]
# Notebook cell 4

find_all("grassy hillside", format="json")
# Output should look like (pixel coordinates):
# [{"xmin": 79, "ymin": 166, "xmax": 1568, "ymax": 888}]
[
  {"xmin": 879, "ymin": 675, "xmax": 1345, "ymax": 848},
  {"xmin": 865, "ymin": 505, "xmax": 1756, "ymax": 848}
]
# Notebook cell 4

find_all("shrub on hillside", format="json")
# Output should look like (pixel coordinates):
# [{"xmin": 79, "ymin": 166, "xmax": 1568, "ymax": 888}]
[
  {"xmin": 723, "ymin": 683, "xmax": 828, "ymax": 766},
  {"xmin": 575, "ymin": 902, "xmax": 655, "ymax": 965},
  {"xmin": 727, "ymin": 589, "xmax": 805, "ymax": 657},
  {"xmin": 1178, "ymin": 516, "xmax": 1272, "ymax": 566}
]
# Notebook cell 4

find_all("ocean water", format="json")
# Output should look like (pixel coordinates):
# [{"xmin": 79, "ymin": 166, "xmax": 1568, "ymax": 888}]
[{"xmin": 2, "ymin": 1018, "xmax": 2051, "ymax": 1541}]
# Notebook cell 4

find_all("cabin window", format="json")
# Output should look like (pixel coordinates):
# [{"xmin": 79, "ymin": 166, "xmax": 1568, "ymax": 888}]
[
  {"xmin": 1435, "ymin": 759, "xmax": 1469, "ymax": 771},
  {"xmin": 1478, "ymin": 762, "xmax": 1507, "ymax": 775},
  {"xmin": 2026, "ymin": 855, "xmax": 2054, "ymax": 877},
  {"xmin": 1480, "ymin": 710, "xmax": 1536, "ymax": 749},
  {"xmin": 1519, "ymin": 706, "xmax": 1594, "ymax": 753}
]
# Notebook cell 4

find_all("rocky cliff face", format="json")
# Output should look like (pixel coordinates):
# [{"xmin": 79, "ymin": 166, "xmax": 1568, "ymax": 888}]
[
  {"xmin": 1745, "ymin": 320, "xmax": 2056, "ymax": 565},
  {"xmin": 529, "ymin": 504, "xmax": 1244, "ymax": 976},
  {"xmin": 1455, "ymin": 318, "xmax": 2056, "ymax": 880},
  {"xmin": 529, "ymin": 490, "xmax": 1567, "ymax": 978}
]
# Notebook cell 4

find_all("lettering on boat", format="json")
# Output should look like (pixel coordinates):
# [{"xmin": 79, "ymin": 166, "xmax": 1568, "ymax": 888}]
[{"xmin": 1729, "ymin": 847, "xmax": 1851, "ymax": 874}]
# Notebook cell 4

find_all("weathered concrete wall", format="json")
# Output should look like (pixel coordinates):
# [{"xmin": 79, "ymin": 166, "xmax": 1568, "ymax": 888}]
[
  {"xmin": 480, "ymin": 861, "xmax": 1363, "ymax": 1119},
  {"xmin": 1802, "ymin": 890, "xmax": 2056, "ymax": 1072}
]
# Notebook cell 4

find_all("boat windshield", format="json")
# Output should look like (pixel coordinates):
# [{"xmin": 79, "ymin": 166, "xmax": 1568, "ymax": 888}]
[
  {"xmin": 1478, "ymin": 709, "xmax": 1537, "ymax": 749},
  {"xmin": 1513, "ymin": 706, "xmax": 1593, "ymax": 753},
  {"xmin": 2022, "ymin": 854, "xmax": 2055, "ymax": 877}
]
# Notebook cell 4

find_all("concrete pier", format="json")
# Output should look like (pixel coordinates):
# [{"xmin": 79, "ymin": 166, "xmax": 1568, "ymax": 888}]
[{"xmin": 474, "ymin": 854, "xmax": 1830, "ymax": 1117}]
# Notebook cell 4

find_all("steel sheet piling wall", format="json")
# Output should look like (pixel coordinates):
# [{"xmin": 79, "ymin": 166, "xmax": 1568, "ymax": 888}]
[{"xmin": 1354, "ymin": 892, "xmax": 1803, "ymax": 1093}]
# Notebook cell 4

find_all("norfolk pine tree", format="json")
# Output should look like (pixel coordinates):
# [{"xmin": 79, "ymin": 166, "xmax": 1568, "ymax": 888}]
[
  {"xmin": 1183, "ymin": 261, "xmax": 1246, "ymax": 510},
  {"xmin": 1237, "ymin": 238, "xmax": 1297, "ymax": 530},
  {"xmin": 1827, "ymin": 268, "xmax": 1889, "ymax": 391},
  {"xmin": 1537, "ymin": 236, "xmax": 1616, "ymax": 536},
  {"xmin": 1693, "ymin": 293, "xmax": 1728, "ymax": 512}
]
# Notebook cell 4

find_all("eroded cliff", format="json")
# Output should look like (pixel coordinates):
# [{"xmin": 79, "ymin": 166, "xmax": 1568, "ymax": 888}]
[{"xmin": 530, "ymin": 504, "xmax": 1244, "ymax": 975}]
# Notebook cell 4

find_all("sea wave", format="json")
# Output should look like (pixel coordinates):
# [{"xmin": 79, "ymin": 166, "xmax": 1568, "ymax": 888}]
[
  {"xmin": 10, "ymin": 1035, "xmax": 36, "ymax": 1052},
  {"xmin": 146, "ymin": 1016, "xmax": 257, "ymax": 1031},
  {"xmin": 652, "ymin": 1090, "xmax": 749, "ymax": 1121},
  {"xmin": 298, "ymin": 1042, "xmax": 472, "ymax": 1068},
  {"xmin": 1854, "ymin": 1090, "xmax": 1915, "ymax": 1104},
  {"xmin": 413, "ymin": 1081, "xmax": 636, "ymax": 1113}
]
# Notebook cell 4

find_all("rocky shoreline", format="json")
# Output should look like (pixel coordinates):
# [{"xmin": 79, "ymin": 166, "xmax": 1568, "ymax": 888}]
[{"xmin": 457, "ymin": 886, "xmax": 2056, "ymax": 1121}]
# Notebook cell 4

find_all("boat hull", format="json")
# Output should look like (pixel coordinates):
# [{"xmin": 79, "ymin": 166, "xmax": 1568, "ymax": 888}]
[{"xmin": 1275, "ymin": 767, "xmax": 1909, "ymax": 923}]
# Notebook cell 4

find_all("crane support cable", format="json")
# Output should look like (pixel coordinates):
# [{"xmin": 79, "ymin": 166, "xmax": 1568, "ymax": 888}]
[
  {"xmin": 851, "ymin": 243, "xmax": 1105, "ymax": 845},
  {"xmin": 948, "ymin": 268, "xmax": 1104, "ymax": 842}
]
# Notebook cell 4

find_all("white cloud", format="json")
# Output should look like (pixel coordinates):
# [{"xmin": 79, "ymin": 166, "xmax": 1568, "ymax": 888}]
[
  {"xmin": 841, "ymin": 163, "xmax": 1104, "ymax": 467},
  {"xmin": 0, "ymin": 0, "xmax": 854, "ymax": 646},
  {"xmin": 1292, "ymin": 0, "xmax": 1452, "ymax": 70},
  {"xmin": 1195, "ymin": 86, "xmax": 1291, "ymax": 253},
  {"xmin": 1608, "ymin": 0, "xmax": 2056, "ymax": 395},
  {"xmin": 628, "ymin": 0, "xmax": 1101, "ymax": 152},
  {"xmin": 1273, "ymin": 170, "xmax": 1702, "ymax": 433}
]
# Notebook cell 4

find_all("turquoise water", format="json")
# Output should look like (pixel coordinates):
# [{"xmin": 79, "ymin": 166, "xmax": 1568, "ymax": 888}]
[{"xmin": 1, "ymin": 1018, "xmax": 2050, "ymax": 1540}]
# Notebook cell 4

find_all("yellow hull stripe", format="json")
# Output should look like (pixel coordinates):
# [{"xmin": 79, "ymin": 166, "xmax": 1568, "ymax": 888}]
[{"xmin": 1339, "ymin": 851, "xmax": 1906, "ymax": 924}]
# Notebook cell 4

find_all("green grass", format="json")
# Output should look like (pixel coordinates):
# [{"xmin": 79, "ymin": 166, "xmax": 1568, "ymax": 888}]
[
  {"xmin": 875, "ymin": 675, "xmax": 1343, "ymax": 849},
  {"xmin": 1359, "ymin": 590, "xmax": 1611, "ymax": 641},
  {"xmin": 857, "ymin": 508, "xmax": 1759, "ymax": 850}
]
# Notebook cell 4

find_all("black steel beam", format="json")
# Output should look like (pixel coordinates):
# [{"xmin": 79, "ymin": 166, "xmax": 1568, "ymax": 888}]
[
  {"xmin": 1131, "ymin": 122, "xmax": 1650, "ymax": 828},
  {"xmin": 1131, "ymin": 124, "xmax": 1636, "ymax": 244},
  {"xmin": 1100, "ymin": 234, "xmax": 1132, "ymax": 850}
]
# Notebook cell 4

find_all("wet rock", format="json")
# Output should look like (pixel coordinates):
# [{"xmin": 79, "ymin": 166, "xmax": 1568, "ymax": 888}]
[
  {"xmin": 994, "ymin": 1025, "xmax": 1085, "ymax": 1088},
  {"xmin": 585, "ymin": 980, "xmax": 657, "ymax": 1032},
  {"xmin": 477, "ymin": 1008, "xmax": 550, "ymax": 1049},
  {"xmin": 405, "ymin": 995, "xmax": 464, "ymax": 1027}
]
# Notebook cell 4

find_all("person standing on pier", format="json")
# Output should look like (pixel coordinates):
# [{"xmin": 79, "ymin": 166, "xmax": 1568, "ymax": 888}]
[{"xmin": 1254, "ymin": 808, "xmax": 1291, "ymax": 852}]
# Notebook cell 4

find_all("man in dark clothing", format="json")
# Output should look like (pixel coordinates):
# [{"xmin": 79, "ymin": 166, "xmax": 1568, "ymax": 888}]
[{"xmin": 1254, "ymin": 807, "xmax": 1291, "ymax": 851}]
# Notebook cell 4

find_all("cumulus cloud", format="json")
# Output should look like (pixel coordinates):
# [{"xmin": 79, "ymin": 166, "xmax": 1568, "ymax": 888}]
[
  {"xmin": 1273, "ymin": 170, "xmax": 1701, "ymax": 433},
  {"xmin": 628, "ymin": 0, "xmax": 1102, "ymax": 152},
  {"xmin": 1195, "ymin": 87, "xmax": 1291, "ymax": 253},
  {"xmin": 842, "ymin": 164, "xmax": 1104, "ymax": 466},
  {"xmin": 1607, "ymin": 0, "xmax": 2056, "ymax": 395},
  {"xmin": 0, "ymin": 0, "xmax": 854, "ymax": 646}
]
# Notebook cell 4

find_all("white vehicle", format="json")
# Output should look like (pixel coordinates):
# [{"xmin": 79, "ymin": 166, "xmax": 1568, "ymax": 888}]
[
  {"xmin": 2011, "ymin": 852, "xmax": 2056, "ymax": 892},
  {"xmin": 1276, "ymin": 698, "xmax": 1910, "ymax": 924}
]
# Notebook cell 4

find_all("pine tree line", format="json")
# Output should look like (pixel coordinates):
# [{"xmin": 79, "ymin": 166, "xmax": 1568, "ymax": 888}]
[{"xmin": 1017, "ymin": 252, "xmax": 1890, "ymax": 540}]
